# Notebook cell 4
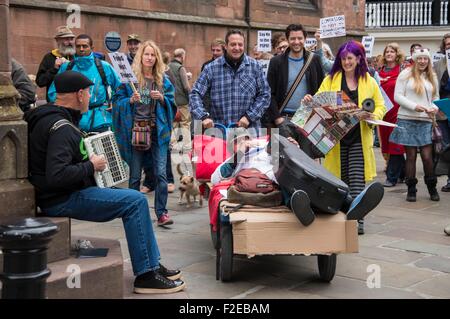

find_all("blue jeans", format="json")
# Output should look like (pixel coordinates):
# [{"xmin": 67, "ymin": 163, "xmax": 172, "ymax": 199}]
[
  {"xmin": 42, "ymin": 187, "xmax": 160, "ymax": 276},
  {"xmin": 129, "ymin": 128, "xmax": 169, "ymax": 218},
  {"xmin": 143, "ymin": 148, "xmax": 174, "ymax": 189}
]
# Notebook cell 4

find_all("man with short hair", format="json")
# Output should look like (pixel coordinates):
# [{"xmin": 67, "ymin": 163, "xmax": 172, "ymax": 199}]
[
  {"xmin": 47, "ymin": 34, "xmax": 121, "ymax": 132},
  {"xmin": 190, "ymin": 29, "xmax": 271, "ymax": 129},
  {"xmin": 12, "ymin": 58, "xmax": 36, "ymax": 112},
  {"xmin": 36, "ymin": 25, "xmax": 76, "ymax": 101},
  {"xmin": 169, "ymin": 48, "xmax": 192, "ymax": 151},
  {"xmin": 24, "ymin": 70, "xmax": 185, "ymax": 295},
  {"xmin": 126, "ymin": 34, "xmax": 141, "ymax": 65},
  {"xmin": 264, "ymin": 24, "xmax": 324, "ymax": 156},
  {"xmin": 403, "ymin": 43, "xmax": 422, "ymax": 68},
  {"xmin": 201, "ymin": 38, "xmax": 225, "ymax": 72}
]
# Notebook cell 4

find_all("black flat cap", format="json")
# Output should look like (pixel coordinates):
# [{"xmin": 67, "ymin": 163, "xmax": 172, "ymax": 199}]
[{"xmin": 54, "ymin": 70, "xmax": 94, "ymax": 93}]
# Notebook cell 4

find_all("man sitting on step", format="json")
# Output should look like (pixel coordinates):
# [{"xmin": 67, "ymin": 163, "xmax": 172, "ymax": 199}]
[{"xmin": 24, "ymin": 71, "xmax": 185, "ymax": 295}]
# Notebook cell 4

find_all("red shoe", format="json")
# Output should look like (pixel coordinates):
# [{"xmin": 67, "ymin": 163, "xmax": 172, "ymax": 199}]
[{"xmin": 157, "ymin": 214, "xmax": 173, "ymax": 226}]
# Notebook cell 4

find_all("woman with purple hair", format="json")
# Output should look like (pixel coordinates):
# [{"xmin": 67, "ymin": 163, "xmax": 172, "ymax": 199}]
[{"xmin": 303, "ymin": 40, "xmax": 386, "ymax": 234}]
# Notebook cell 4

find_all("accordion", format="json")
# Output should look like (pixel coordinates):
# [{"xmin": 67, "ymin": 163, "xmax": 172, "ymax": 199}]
[{"xmin": 84, "ymin": 131, "xmax": 129, "ymax": 188}]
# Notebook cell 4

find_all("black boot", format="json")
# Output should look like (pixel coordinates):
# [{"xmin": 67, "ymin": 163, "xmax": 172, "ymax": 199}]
[
  {"xmin": 405, "ymin": 177, "xmax": 418, "ymax": 202},
  {"xmin": 424, "ymin": 176, "xmax": 440, "ymax": 201}
]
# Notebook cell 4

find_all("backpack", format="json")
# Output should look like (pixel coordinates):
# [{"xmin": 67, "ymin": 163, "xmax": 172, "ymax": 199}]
[
  {"xmin": 67, "ymin": 58, "xmax": 112, "ymax": 132},
  {"xmin": 67, "ymin": 58, "xmax": 110, "ymax": 104},
  {"xmin": 234, "ymin": 168, "xmax": 278, "ymax": 194}
]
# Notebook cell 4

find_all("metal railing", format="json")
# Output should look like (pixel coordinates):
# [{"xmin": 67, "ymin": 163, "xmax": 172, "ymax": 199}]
[{"xmin": 365, "ymin": 0, "xmax": 449, "ymax": 27}]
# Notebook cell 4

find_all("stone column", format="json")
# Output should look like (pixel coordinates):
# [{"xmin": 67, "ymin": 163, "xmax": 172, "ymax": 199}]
[{"xmin": 0, "ymin": 0, "xmax": 35, "ymax": 222}]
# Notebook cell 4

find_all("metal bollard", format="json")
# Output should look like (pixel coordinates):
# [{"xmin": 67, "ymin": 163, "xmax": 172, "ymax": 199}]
[{"xmin": 0, "ymin": 217, "xmax": 58, "ymax": 299}]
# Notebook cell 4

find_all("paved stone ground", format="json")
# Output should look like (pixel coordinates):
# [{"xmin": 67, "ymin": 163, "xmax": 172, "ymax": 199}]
[{"xmin": 71, "ymin": 150, "xmax": 450, "ymax": 299}]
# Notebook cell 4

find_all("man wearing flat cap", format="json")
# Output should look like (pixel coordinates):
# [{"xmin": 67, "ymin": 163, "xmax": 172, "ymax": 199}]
[
  {"xmin": 24, "ymin": 71, "xmax": 186, "ymax": 295},
  {"xmin": 36, "ymin": 25, "xmax": 76, "ymax": 101},
  {"xmin": 126, "ymin": 33, "xmax": 141, "ymax": 65}
]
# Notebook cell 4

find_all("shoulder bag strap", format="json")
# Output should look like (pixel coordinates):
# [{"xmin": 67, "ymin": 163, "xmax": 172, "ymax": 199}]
[{"xmin": 279, "ymin": 52, "xmax": 315, "ymax": 113}]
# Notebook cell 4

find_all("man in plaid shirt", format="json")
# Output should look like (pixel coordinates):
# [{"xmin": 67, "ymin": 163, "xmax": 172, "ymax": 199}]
[{"xmin": 190, "ymin": 29, "xmax": 271, "ymax": 129}]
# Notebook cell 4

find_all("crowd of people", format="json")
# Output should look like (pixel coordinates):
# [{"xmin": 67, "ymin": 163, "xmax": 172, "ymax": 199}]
[{"xmin": 14, "ymin": 24, "xmax": 450, "ymax": 294}]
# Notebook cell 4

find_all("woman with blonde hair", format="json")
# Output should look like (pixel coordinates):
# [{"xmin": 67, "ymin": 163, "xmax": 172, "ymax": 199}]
[
  {"xmin": 113, "ymin": 40, "xmax": 177, "ymax": 225},
  {"xmin": 390, "ymin": 48, "xmax": 440, "ymax": 202},
  {"xmin": 378, "ymin": 43, "xmax": 406, "ymax": 187}
]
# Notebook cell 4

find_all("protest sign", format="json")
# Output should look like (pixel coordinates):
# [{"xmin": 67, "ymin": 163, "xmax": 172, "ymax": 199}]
[
  {"xmin": 257, "ymin": 30, "xmax": 272, "ymax": 52},
  {"xmin": 258, "ymin": 59, "xmax": 270, "ymax": 77},
  {"xmin": 305, "ymin": 38, "xmax": 317, "ymax": 49},
  {"xmin": 362, "ymin": 36, "xmax": 375, "ymax": 57},
  {"xmin": 320, "ymin": 15, "xmax": 346, "ymax": 39},
  {"xmin": 108, "ymin": 52, "xmax": 137, "ymax": 83},
  {"xmin": 446, "ymin": 48, "xmax": 450, "ymax": 76}
]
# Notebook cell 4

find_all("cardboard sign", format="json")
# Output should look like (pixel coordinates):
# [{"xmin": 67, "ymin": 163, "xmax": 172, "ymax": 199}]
[
  {"xmin": 432, "ymin": 52, "xmax": 445, "ymax": 64},
  {"xmin": 320, "ymin": 15, "xmax": 346, "ymax": 39},
  {"xmin": 305, "ymin": 38, "xmax": 317, "ymax": 49},
  {"xmin": 362, "ymin": 36, "xmax": 375, "ymax": 57},
  {"xmin": 446, "ymin": 48, "xmax": 450, "ymax": 76},
  {"xmin": 107, "ymin": 52, "xmax": 137, "ymax": 83},
  {"xmin": 257, "ymin": 30, "xmax": 272, "ymax": 52},
  {"xmin": 258, "ymin": 59, "xmax": 270, "ymax": 77}
]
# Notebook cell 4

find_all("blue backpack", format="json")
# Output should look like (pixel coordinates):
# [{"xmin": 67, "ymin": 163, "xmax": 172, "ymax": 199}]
[{"xmin": 67, "ymin": 58, "xmax": 112, "ymax": 132}]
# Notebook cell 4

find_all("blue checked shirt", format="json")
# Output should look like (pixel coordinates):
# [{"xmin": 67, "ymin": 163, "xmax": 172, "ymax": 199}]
[{"xmin": 189, "ymin": 55, "xmax": 271, "ymax": 127}]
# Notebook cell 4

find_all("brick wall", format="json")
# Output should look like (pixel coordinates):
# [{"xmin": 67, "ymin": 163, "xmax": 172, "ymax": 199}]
[{"xmin": 9, "ymin": 0, "xmax": 366, "ymax": 99}]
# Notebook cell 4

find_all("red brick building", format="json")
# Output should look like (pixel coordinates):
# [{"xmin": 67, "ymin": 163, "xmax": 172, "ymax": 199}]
[{"xmin": 9, "ymin": 0, "xmax": 366, "ymax": 98}]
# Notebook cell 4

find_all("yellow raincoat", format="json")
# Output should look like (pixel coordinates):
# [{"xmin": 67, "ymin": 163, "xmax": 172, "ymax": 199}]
[{"xmin": 317, "ymin": 72, "xmax": 386, "ymax": 182}]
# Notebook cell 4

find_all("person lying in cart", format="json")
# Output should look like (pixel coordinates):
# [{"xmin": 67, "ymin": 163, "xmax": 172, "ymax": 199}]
[{"xmin": 211, "ymin": 128, "xmax": 384, "ymax": 228}]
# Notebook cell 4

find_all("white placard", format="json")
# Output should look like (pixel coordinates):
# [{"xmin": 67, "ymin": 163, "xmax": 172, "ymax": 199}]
[
  {"xmin": 258, "ymin": 59, "xmax": 270, "ymax": 77},
  {"xmin": 257, "ymin": 30, "xmax": 272, "ymax": 52},
  {"xmin": 320, "ymin": 15, "xmax": 346, "ymax": 39},
  {"xmin": 433, "ymin": 52, "xmax": 445, "ymax": 64},
  {"xmin": 362, "ymin": 36, "xmax": 375, "ymax": 57},
  {"xmin": 446, "ymin": 48, "xmax": 450, "ymax": 76},
  {"xmin": 305, "ymin": 38, "xmax": 317, "ymax": 48},
  {"xmin": 108, "ymin": 52, "xmax": 137, "ymax": 83}
]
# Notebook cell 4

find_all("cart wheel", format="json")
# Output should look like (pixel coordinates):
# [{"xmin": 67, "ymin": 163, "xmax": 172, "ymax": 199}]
[
  {"xmin": 219, "ymin": 223, "xmax": 233, "ymax": 282},
  {"xmin": 317, "ymin": 254, "xmax": 337, "ymax": 282},
  {"xmin": 210, "ymin": 224, "xmax": 219, "ymax": 249}
]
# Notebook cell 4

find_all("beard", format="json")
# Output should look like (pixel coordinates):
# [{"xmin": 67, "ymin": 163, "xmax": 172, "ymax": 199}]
[{"xmin": 58, "ymin": 43, "xmax": 76, "ymax": 56}]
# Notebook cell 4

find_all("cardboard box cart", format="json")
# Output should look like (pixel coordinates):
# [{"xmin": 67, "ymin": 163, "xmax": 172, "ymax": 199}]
[{"xmin": 216, "ymin": 202, "xmax": 359, "ymax": 282}]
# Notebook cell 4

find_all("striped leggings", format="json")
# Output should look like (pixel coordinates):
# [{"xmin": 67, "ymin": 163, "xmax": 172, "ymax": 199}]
[{"xmin": 340, "ymin": 142, "xmax": 366, "ymax": 199}]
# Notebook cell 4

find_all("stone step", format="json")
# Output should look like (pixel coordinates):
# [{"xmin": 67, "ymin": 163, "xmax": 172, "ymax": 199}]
[
  {"xmin": 0, "ymin": 179, "xmax": 35, "ymax": 222},
  {"xmin": 0, "ymin": 217, "xmax": 70, "ymax": 273},
  {"xmin": 46, "ymin": 217, "xmax": 71, "ymax": 264},
  {"xmin": 45, "ymin": 237, "xmax": 124, "ymax": 299}
]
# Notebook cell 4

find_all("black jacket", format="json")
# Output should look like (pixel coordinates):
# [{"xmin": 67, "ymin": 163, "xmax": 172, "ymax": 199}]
[
  {"xmin": 24, "ymin": 104, "xmax": 95, "ymax": 209},
  {"xmin": 264, "ymin": 48, "xmax": 324, "ymax": 125},
  {"xmin": 36, "ymin": 51, "xmax": 73, "ymax": 102},
  {"xmin": 11, "ymin": 58, "xmax": 36, "ymax": 111}
]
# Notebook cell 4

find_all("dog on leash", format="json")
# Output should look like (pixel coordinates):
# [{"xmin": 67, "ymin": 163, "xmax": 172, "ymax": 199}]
[{"xmin": 176, "ymin": 164, "xmax": 203, "ymax": 207}]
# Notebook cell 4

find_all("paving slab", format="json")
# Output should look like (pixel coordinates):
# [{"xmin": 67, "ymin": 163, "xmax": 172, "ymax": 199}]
[
  {"xmin": 357, "ymin": 245, "xmax": 424, "ymax": 265},
  {"xmin": 292, "ymin": 276, "xmax": 423, "ymax": 299},
  {"xmin": 333, "ymin": 254, "xmax": 437, "ymax": 289},
  {"xmin": 379, "ymin": 228, "xmax": 450, "ymax": 245},
  {"xmin": 384, "ymin": 240, "xmax": 450, "ymax": 258},
  {"xmin": 409, "ymin": 274, "xmax": 450, "ymax": 299},
  {"xmin": 413, "ymin": 256, "xmax": 450, "ymax": 274}
]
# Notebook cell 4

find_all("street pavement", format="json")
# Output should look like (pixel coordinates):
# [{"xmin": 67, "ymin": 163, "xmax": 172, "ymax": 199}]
[{"xmin": 71, "ymin": 149, "xmax": 450, "ymax": 299}]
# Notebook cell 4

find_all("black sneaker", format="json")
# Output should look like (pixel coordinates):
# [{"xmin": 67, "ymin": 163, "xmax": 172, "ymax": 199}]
[
  {"xmin": 290, "ymin": 190, "xmax": 315, "ymax": 226},
  {"xmin": 134, "ymin": 271, "xmax": 185, "ymax": 294},
  {"xmin": 158, "ymin": 263, "xmax": 182, "ymax": 280}
]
